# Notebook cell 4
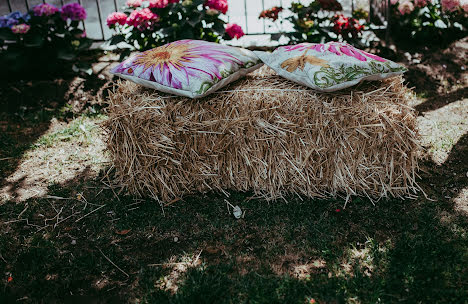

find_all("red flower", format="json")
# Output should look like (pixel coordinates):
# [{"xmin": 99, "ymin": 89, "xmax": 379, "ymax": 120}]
[
  {"xmin": 225, "ymin": 23, "xmax": 245, "ymax": 39},
  {"xmin": 107, "ymin": 12, "xmax": 127, "ymax": 27},
  {"xmin": 335, "ymin": 208, "xmax": 341, "ymax": 212},
  {"xmin": 126, "ymin": 8, "xmax": 159, "ymax": 31},
  {"xmin": 332, "ymin": 14, "xmax": 363, "ymax": 37},
  {"xmin": 7, "ymin": 276, "xmax": 13, "ymax": 282},
  {"xmin": 205, "ymin": 0, "xmax": 228, "ymax": 14},
  {"xmin": 259, "ymin": 6, "xmax": 283, "ymax": 21},
  {"xmin": 148, "ymin": 0, "xmax": 169, "ymax": 8}
]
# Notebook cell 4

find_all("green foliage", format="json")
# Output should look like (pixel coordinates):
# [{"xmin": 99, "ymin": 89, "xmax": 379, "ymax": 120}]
[
  {"xmin": 0, "ymin": 9, "xmax": 92, "ymax": 78},
  {"xmin": 390, "ymin": 0, "xmax": 467, "ymax": 46},
  {"xmin": 259, "ymin": 1, "xmax": 366, "ymax": 46}
]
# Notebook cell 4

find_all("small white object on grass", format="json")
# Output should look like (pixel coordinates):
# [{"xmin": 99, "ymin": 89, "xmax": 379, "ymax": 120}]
[
  {"xmin": 224, "ymin": 199, "xmax": 243, "ymax": 219},
  {"xmin": 232, "ymin": 206, "xmax": 242, "ymax": 219}
]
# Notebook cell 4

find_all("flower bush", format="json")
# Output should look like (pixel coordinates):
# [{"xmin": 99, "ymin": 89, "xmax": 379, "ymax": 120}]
[
  {"xmin": 259, "ymin": 0, "xmax": 365, "ymax": 45},
  {"xmin": 106, "ymin": 0, "xmax": 244, "ymax": 57},
  {"xmin": 0, "ymin": 2, "xmax": 92, "ymax": 77},
  {"xmin": 390, "ymin": 0, "xmax": 467, "ymax": 45}
]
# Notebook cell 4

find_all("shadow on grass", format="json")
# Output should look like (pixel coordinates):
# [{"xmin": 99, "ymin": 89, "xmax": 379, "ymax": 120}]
[
  {"xmin": 0, "ymin": 73, "xmax": 111, "ymax": 195},
  {"xmin": 414, "ymin": 87, "xmax": 468, "ymax": 115},
  {"xmin": 0, "ymin": 130, "xmax": 467, "ymax": 303}
]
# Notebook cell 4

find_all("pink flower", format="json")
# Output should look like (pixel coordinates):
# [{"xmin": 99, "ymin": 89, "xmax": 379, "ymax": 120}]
[
  {"xmin": 107, "ymin": 12, "xmax": 127, "ymax": 27},
  {"xmin": 126, "ymin": 0, "xmax": 143, "ymax": 7},
  {"xmin": 112, "ymin": 40, "xmax": 243, "ymax": 89},
  {"xmin": 398, "ymin": 1, "xmax": 415, "ymax": 14},
  {"xmin": 33, "ymin": 3, "xmax": 59, "ymax": 16},
  {"xmin": 11, "ymin": 23, "xmax": 30, "ymax": 34},
  {"xmin": 441, "ymin": 0, "xmax": 460, "ymax": 11},
  {"xmin": 60, "ymin": 3, "xmax": 87, "ymax": 21},
  {"xmin": 149, "ymin": 0, "xmax": 169, "ymax": 8},
  {"xmin": 282, "ymin": 42, "xmax": 387, "ymax": 62},
  {"xmin": 226, "ymin": 23, "xmax": 244, "ymax": 39},
  {"xmin": 414, "ymin": 0, "xmax": 430, "ymax": 7},
  {"xmin": 126, "ymin": 8, "xmax": 159, "ymax": 31},
  {"xmin": 390, "ymin": 0, "xmax": 399, "ymax": 4},
  {"xmin": 205, "ymin": 0, "xmax": 228, "ymax": 14}
]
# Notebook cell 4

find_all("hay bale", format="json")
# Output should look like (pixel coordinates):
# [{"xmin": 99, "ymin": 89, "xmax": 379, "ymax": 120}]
[{"xmin": 103, "ymin": 67, "xmax": 420, "ymax": 204}]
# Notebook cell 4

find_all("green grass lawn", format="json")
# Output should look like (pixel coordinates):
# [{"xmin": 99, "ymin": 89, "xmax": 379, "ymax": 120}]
[
  {"xmin": 1, "ymin": 179, "xmax": 467, "ymax": 303},
  {"xmin": 0, "ymin": 53, "xmax": 467, "ymax": 303}
]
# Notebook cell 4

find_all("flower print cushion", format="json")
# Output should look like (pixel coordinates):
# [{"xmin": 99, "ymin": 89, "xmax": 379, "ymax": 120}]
[
  {"xmin": 111, "ymin": 39, "xmax": 263, "ymax": 98},
  {"xmin": 254, "ymin": 42, "xmax": 407, "ymax": 92}
]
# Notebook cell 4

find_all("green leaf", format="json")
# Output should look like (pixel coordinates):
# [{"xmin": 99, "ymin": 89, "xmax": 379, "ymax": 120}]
[
  {"xmin": 159, "ymin": 27, "xmax": 175, "ymax": 36},
  {"xmin": 77, "ymin": 38, "xmax": 93, "ymax": 51},
  {"xmin": 270, "ymin": 33, "xmax": 283, "ymax": 41},
  {"xmin": 119, "ymin": 49, "xmax": 132, "ymax": 61},
  {"xmin": 187, "ymin": 13, "xmax": 203, "ymax": 27},
  {"xmin": 57, "ymin": 48, "xmax": 77, "ymax": 61},
  {"xmin": 109, "ymin": 34, "xmax": 126, "ymax": 45},
  {"xmin": 24, "ymin": 34, "xmax": 45, "ymax": 47},
  {"xmin": 179, "ymin": 28, "xmax": 195, "ymax": 39},
  {"xmin": 212, "ymin": 21, "xmax": 225, "ymax": 34},
  {"xmin": 192, "ymin": 0, "xmax": 205, "ymax": 6},
  {"xmin": 0, "ymin": 28, "xmax": 16, "ymax": 41}
]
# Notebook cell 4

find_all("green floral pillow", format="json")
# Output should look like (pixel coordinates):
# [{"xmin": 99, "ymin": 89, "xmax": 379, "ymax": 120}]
[
  {"xmin": 254, "ymin": 42, "xmax": 407, "ymax": 92},
  {"xmin": 111, "ymin": 40, "xmax": 262, "ymax": 98}
]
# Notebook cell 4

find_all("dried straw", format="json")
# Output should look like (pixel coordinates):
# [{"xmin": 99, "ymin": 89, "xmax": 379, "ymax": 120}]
[{"xmin": 103, "ymin": 67, "xmax": 420, "ymax": 204}]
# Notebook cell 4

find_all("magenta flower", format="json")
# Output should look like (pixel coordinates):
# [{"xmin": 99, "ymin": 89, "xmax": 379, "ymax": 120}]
[
  {"xmin": 111, "ymin": 40, "xmax": 243, "ymax": 89},
  {"xmin": 33, "ymin": 3, "xmax": 59, "ymax": 17},
  {"xmin": 126, "ymin": 8, "xmax": 159, "ymax": 31},
  {"xmin": 107, "ymin": 12, "xmax": 128, "ymax": 27},
  {"xmin": 414, "ymin": 0, "xmax": 430, "ymax": 7},
  {"xmin": 11, "ymin": 23, "xmax": 30, "ymax": 34},
  {"xmin": 282, "ymin": 42, "xmax": 387, "ymax": 63},
  {"xmin": 149, "ymin": 0, "xmax": 169, "ymax": 8},
  {"xmin": 126, "ymin": 0, "xmax": 143, "ymax": 7},
  {"xmin": 205, "ymin": 0, "xmax": 228, "ymax": 14},
  {"xmin": 61, "ymin": 3, "xmax": 87, "ymax": 21},
  {"xmin": 225, "ymin": 23, "xmax": 245, "ymax": 39}
]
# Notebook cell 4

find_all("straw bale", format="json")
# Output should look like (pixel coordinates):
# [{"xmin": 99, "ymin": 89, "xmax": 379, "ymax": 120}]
[{"xmin": 103, "ymin": 67, "xmax": 420, "ymax": 204}]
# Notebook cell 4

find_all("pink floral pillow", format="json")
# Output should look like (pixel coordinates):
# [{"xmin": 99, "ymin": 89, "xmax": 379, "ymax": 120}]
[
  {"xmin": 111, "ymin": 40, "xmax": 262, "ymax": 98},
  {"xmin": 254, "ymin": 42, "xmax": 407, "ymax": 92}
]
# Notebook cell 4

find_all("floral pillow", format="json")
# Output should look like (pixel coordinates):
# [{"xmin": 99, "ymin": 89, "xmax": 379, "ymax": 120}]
[
  {"xmin": 254, "ymin": 42, "xmax": 407, "ymax": 92},
  {"xmin": 111, "ymin": 40, "xmax": 262, "ymax": 98}
]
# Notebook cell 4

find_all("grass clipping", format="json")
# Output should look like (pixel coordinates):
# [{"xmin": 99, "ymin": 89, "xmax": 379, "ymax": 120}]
[{"xmin": 104, "ymin": 68, "xmax": 420, "ymax": 204}]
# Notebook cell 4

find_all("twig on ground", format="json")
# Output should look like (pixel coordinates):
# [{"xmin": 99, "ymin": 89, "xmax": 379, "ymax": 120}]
[
  {"xmin": 17, "ymin": 204, "xmax": 29, "ymax": 219},
  {"xmin": 43, "ymin": 195, "xmax": 71, "ymax": 200},
  {"xmin": 75, "ymin": 204, "xmax": 106, "ymax": 222},
  {"xmin": 54, "ymin": 211, "xmax": 81, "ymax": 228},
  {"xmin": 102, "ymin": 178, "xmax": 120, "ymax": 202},
  {"xmin": 99, "ymin": 249, "xmax": 129, "ymax": 277}
]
